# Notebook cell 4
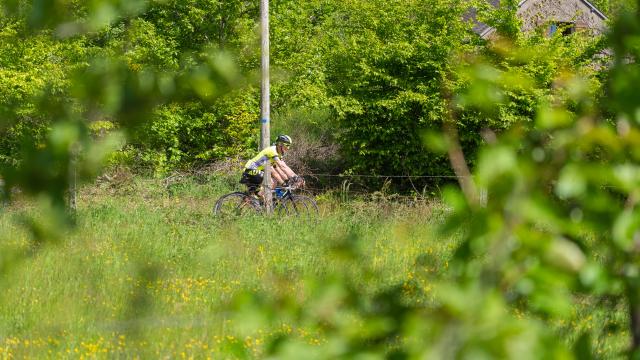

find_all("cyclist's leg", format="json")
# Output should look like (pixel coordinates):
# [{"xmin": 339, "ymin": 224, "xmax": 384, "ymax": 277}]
[{"xmin": 245, "ymin": 171, "xmax": 264, "ymax": 202}]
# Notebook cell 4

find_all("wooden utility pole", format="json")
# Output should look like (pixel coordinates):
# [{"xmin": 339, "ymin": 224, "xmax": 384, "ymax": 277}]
[{"xmin": 260, "ymin": 0, "xmax": 272, "ymax": 213}]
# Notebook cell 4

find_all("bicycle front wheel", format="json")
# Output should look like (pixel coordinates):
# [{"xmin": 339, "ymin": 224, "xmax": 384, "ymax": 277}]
[
  {"xmin": 287, "ymin": 195, "xmax": 319, "ymax": 220},
  {"xmin": 214, "ymin": 192, "xmax": 261, "ymax": 217}
]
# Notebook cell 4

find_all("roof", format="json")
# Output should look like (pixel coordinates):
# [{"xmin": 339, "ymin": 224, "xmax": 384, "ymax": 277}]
[
  {"xmin": 518, "ymin": 0, "xmax": 607, "ymax": 20},
  {"xmin": 468, "ymin": 0, "xmax": 608, "ymax": 38},
  {"xmin": 464, "ymin": 0, "xmax": 499, "ymax": 35}
]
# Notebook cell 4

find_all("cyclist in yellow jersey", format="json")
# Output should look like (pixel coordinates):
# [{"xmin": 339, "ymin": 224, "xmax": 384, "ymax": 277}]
[{"xmin": 240, "ymin": 134, "xmax": 300, "ymax": 195}]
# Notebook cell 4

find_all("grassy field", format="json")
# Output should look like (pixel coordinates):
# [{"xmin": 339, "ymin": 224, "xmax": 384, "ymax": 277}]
[
  {"xmin": 0, "ymin": 176, "xmax": 459, "ymax": 358},
  {"xmin": 0, "ymin": 174, "xmax": 632, "ymax": 358}
]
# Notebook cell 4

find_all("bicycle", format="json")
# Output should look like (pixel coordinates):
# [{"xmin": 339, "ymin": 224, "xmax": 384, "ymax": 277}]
[{"xmin": 213, "ymin": 178, "xmax": 318, "ymax": 219}]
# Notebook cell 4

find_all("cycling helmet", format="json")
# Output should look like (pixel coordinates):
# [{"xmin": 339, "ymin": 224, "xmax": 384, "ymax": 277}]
[{"xmin": 275, "ymin": 134, "xmax": 292, "ymax": 146}]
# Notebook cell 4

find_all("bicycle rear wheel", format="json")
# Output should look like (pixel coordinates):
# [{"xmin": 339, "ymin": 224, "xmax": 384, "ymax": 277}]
[{"xmin": 214, "ymin": 192, "xmax": 261, "ymax": 217}]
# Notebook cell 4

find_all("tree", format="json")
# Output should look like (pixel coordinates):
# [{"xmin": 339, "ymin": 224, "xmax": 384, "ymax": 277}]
[{"xmin": 0, "ymin": 0, "xmax": 242, "ymax": 223}]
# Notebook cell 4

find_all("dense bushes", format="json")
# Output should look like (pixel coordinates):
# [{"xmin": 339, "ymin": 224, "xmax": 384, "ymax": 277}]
[
  {"xmin": 0, "ymin": 0, "xmax": 612, "ymax": 184},
  {"xmin": 128, "ymin": 91, "xmax": 259, "ymax": 173},
  {"xmin": 0, "ymin": 20, "xmax": 89, "ymax": 167}
]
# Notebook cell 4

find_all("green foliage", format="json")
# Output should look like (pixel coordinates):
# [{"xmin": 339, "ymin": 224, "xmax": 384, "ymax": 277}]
[
  {"xmin": 268, "ymin": 0, "xmax": 607, "ymax": 189},
  {"xmin": 0, "ymin": 0, "xmax": 245, "ymax": 240},
  {"xmin": 0, "ymin": 20, "xmax": 89, "ymax": 166},
  {"xmin": 320, "ymin": 0, "xmax": 471, "ymax": 182},
  {"xmin": 0, "ymin": 0, "xmax": 610, "ymax": 185},
  {"xmin": 0, "ymin": 0, "xmax": 263, "ymax": 181},
  {"xmin": 3, "ymin": 0, "xmax": 640, "ymax": 357},
  {"xmin": 590, "ymin": 0, "xmax": 638, "ymax": 14},
  {"xmin": 475, "ymin": 0, "xmax": 522, "ymax": 39},
  {"xmin": 130, "ymin": 90, "xmax": 259, "ymax": 174},
  {"xmin": 87, "ymin": 0, "xmax": 264, "ymax": 173},
  {"xmin": 212, "ymin": 6, "xmax": 638, "ymax": 358},
  {"xmin": 429, "ymin": 3, "xmax": 640, "ymax": 357}
]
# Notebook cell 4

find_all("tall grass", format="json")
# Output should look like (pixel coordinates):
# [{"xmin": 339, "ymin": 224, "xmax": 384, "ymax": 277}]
[
  {"xmin": 0, "ymin": 175, "xmax": 628, "ymax": 358},
  {"xmin": 0, "ymin": 175, "xmax": 455, "ymax": 358}
]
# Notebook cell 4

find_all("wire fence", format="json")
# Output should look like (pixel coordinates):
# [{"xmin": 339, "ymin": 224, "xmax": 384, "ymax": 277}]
[
  {"xmin": 292, "ymin": 172, "xmax": 466, "ymax": 198},
  {"xmin": 301, "ymin": 173, "xmax": 468, "ymax": 179},
  {"xmin": 140, "ymin": 168, "xmax": 468, "ymax": 206},
  {"xmin": 85, "ymin": 162, "xmax": 477, "ymax": 205}
]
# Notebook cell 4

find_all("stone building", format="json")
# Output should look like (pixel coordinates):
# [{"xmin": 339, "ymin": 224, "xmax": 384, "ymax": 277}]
[{"xmin": 472, "ymin": 0, "xmax": 608, "ymax": 39}]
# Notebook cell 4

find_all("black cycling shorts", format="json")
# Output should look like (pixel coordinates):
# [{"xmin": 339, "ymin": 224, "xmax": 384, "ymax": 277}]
[{"xmin": 240, "ymin": 170, "xmax": 263, "ymax": 188}]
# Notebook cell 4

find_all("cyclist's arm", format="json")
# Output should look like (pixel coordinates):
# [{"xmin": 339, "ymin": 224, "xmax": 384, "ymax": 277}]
[
  {"xmin": 270, "ymin": 166, "xmax": 285, "ymax": 184},
  {"xmin": 275, "ymin": 166, "xmax": 290, "ymax": 183},
  {"xmin": 274, "ymin": 159, "xmax": 297, "ymax": 179}
]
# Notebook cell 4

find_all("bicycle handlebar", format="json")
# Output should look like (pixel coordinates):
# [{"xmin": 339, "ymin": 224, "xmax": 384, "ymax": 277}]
[{"xmin": 268, "ymin": 176, "xmax": 304, "ymax": 192}]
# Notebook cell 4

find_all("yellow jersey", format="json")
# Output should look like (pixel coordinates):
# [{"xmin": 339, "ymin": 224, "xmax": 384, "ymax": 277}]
[{"xmin": 244, "ymin": 146, "xmax": 280, "ymax": 172}]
